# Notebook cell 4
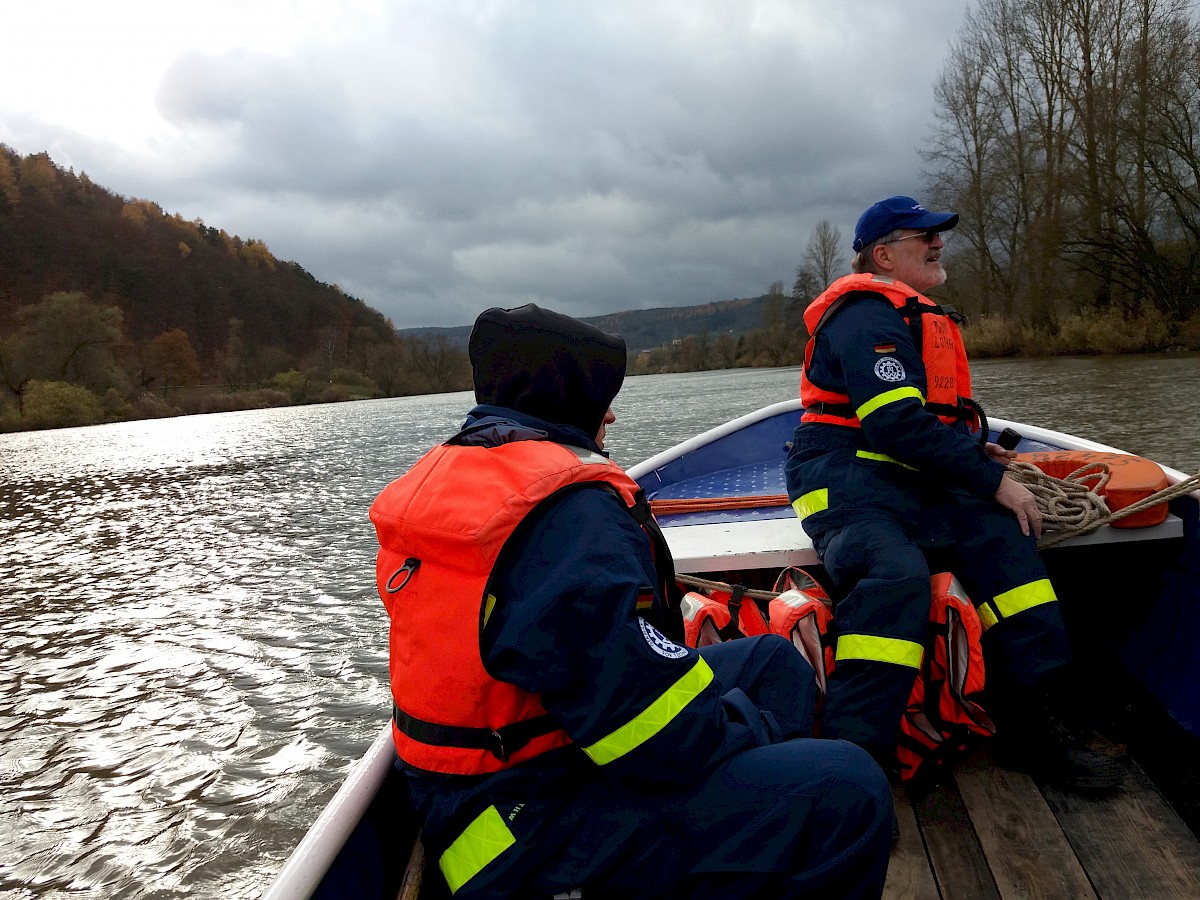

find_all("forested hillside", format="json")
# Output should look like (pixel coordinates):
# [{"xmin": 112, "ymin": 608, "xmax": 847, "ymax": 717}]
[
  {"xmin": 0, "ymin": 146, "xmax": 475, "ymax": 431},
  {"xmin": 0, "ymin": 149, "xmax": 396, "ymax": 362}
]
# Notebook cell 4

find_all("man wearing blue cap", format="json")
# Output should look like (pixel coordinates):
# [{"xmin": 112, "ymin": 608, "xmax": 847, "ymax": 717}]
[{"xmin": 784, "ymin": 196, "xmax": 1120, "ymax": 793}]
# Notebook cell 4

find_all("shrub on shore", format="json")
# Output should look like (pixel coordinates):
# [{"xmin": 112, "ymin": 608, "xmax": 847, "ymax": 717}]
[{"xmin": 965, "ymin": 306, "xmax": 1193, "ymax": 357}]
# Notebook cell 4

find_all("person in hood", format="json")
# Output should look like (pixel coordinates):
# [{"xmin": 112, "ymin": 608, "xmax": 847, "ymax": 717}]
[
  {"xmin": 785, "ymin": 196, "xmax": 1120, "ymax": 793},
  {"xmin": 370, "ymin": 304, "xmax": 894, "ymax": 899}
]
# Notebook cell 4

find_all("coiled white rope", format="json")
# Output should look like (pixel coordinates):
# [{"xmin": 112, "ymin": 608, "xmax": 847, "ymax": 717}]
[{"xmin": 1005, "ymin": 460, "xmax": 1200, "ymax": 549}]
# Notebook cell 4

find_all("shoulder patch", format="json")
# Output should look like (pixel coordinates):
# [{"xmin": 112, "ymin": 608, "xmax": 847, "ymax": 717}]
[
  {"xmin": 873, "ymin": 356, "xmax": 906, "ymax": 382},
  {"xmin": 638, "ymin": 618, "xmax": 689, "ymax": 659}
]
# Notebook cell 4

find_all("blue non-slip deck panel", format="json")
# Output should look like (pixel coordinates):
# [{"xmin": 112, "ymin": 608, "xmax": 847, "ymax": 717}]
[
  {"xmin": 639, "ymin": 411, "xmax": 798, "ymax": 499},
  {"xmin": 642, "ymin": 418, "xmax": 1066, "ymax": 527}
]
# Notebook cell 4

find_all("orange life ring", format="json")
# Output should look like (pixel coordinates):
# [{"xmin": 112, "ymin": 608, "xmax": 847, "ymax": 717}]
[{"xmin": 1014, "ymin": 450, "xmax": 1170, "ymax": 528}]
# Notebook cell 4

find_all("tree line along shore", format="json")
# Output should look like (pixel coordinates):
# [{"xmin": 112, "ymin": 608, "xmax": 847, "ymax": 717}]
[{"xmin": 3, "ymin": 285, "xmax": 1196, "ymax": 434}]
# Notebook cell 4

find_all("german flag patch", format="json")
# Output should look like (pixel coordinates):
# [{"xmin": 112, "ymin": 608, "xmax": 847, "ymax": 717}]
[
  {"xmin": 636, "ymin": 587, "xmax": 656, "ymax": 611},
  {"xmin": 874, "ymin": 342, "xmax": 896, "ymax": 354}
]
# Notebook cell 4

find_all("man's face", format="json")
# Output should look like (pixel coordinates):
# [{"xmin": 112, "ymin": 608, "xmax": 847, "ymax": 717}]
[
  {"xmin": 880, "ymin": 229, "xmax": 948, "ymax": 293},
  {"xmin": 595, "ymin": 406, "xmax": 616, "ymax": 450}
]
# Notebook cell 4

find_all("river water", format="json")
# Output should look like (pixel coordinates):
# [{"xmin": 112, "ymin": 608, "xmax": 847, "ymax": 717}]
[{"xmin": 1, "ymin": 355, "xmax": 1198, "ymax": 899}]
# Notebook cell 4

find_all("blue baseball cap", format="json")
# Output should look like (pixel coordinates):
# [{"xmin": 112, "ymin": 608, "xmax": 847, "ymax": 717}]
[{"xmin": 852, "ymin": 196, "xmax": 959, "ymax": 252}]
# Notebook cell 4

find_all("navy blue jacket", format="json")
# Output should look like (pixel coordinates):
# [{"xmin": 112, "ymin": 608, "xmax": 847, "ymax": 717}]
[
  {"xmin": 405, "ymin": 406, "xmax": 788, "ymax": 886},
  {"xmin": 786, "ymin": 295, "xmax": 1005, "ymax": 538}
]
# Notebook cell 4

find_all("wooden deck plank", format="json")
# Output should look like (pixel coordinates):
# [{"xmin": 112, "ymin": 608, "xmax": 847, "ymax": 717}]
[
  {"xmin": 883, "ymin": 784, "xmax": 941, "ymax": 900},
  {"xmin": 912, "ymin": 777, "xmax": 1000, "ymax": 899},
  {"xmin": 952, "ymin": 752, "xmax": 1098, "ymax": 899},
  {"xmin": 1043, "ymin": 747, "xmax": 1200, "ymax": 899}
]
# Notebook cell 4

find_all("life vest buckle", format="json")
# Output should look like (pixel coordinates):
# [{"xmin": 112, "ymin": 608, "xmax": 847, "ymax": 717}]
[{"xmin": 489, "ymin": 730, "xmax": 508, "ymax": 761}]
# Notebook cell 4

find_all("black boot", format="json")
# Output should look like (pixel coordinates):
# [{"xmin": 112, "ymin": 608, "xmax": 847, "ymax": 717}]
[{"xmin": 991, "ymin": 675, "xmax": 1122, "ymax": 794}]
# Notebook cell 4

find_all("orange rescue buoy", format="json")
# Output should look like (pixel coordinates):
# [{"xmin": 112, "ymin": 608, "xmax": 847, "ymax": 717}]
[{"xmin": 1014, "ymin": 450, "xmax": 1170, "ymax": 528}]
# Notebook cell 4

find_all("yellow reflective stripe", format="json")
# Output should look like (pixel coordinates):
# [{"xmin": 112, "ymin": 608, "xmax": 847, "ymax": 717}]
[
  {"xmin": 439, "ymin": 805, "xmax": 516, "ymax": 895},
  {"xmin": 978, "ymin": 603, "xmax": 998, "ymax": 630},
  {"xmin": 483, "ymin": 593, "xmax": 497, "ymax": 627},
  {"xmin": 582, "ymin": 658, "xmax": 714, "ymax": 766},
  {"xmin": 836, "ymin": 634, "xmax": 924, "ymax": 669},
  {"xmin": 993, "ymin": 579, "xmax": 1057, "ymax": 618},
  {"xmin": 792, "ymin": 488, "xmax": 828, "ymax": 521},
  {"xmin": 855, "ymin": 450, "xmax": 917, "ymax": 471},
  {"xmin": 856, "ymin": 386, "xmax": 924, "ymax": 421}
]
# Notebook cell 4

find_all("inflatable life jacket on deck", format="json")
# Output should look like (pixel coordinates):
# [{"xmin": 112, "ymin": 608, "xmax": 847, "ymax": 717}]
[
  {"xmin": 769, "ymin": 567, "xmax": 837, "ymax": 701},
  {"xmin": 681, "ymin": 583, "xmax": 770, "ymax": 648},
  {"xmin": 895, "ymin": 572, "xmax": 994, "ymax": 786},
  {"xmin": 681, "ymin": 566, "xmax": 992, "ymax": 786}
]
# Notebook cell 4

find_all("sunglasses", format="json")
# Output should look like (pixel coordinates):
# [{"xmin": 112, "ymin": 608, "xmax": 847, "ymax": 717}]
[{"xmin": 882, "ymin": 230, "xmax": 947, "ymax": 245}]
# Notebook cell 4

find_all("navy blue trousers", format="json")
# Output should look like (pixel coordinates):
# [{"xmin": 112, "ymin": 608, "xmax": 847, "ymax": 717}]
[
  {"xmin": 527, "ymin": 637, "xmax": 894, "ymax": 899},
  {"xmin": 815, "ymin": 497, "xmax": 1072, "ymax": 758}
]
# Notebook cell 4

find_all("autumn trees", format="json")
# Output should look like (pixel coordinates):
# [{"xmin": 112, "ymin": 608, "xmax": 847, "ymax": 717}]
[
  {"xmin": 0, "ymin": 145, "xmax": 472, "ymax": 431},
  {"xmin": 925, "ymin": 0, "xmax": 1200, "ymax": 337},
  {"xmin": 0, "ymin": 289, "xmax": 473, "ymax": 430}
]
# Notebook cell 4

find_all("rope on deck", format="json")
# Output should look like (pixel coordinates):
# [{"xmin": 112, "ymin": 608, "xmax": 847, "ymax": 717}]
[
  {"xmin": 676, "ymin": 572, "xmax": 783, "ymax": 601},
  {"xmin": 648, "ymin": 493, "xmax": 790, "ymax": 515},
  {"xmin": 1005, "ymin": 461, "xmax": 1200, "ymax": 550}
]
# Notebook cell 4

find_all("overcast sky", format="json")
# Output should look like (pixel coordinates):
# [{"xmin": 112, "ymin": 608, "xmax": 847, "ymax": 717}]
[{"xmin": 2, "ymin": 0, "xmax": 969, "ymax": 329}]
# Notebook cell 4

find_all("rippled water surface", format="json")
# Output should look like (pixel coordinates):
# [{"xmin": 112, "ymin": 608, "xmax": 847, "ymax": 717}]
[{"xmin": 1, "ymin": 358, "xmax": 1197, "ymax": 898}]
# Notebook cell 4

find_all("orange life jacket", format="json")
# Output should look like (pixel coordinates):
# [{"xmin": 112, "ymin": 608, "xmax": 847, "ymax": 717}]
[
  {"xmin": 895, "ymin": 572, "xmax": 994, "ymax": 786},
  {"xmin": 370, "ymin": 439, "xmax": 655, "ymax": 776},
  {"xmin": 800, "ymin": 273, "xmax": 976, "ymax": 430},
  {"xmin": 681, "ymin": 566, "xmax": 992, "ymax": 785},
  {"xmin": 769, "ymin": 567, "xmax": 837, "ymax": 702},
  {"xmin": 681, "ymin": 583, "xmax": 770, "ymax": 648}
]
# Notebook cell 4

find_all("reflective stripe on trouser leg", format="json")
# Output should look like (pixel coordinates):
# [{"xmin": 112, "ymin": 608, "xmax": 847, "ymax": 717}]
[
  {"xmin": 976, "ymin": 578, "xmax": 1057, "ymax": 630},
  {"xmin": 835, "ymin": 633, "xmax": 924, "ymax": 669},
  {"xmin": 814, "ymin": 518, "xmax": 931, "ymax": 754}
]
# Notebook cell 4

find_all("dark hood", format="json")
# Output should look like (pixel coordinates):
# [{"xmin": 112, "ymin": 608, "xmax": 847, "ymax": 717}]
[{"xmin": 469, "ymin": 304, "xmax": 627, "ymax": 438}]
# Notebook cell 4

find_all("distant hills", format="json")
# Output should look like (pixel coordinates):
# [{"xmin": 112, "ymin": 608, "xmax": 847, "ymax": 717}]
[{"xmin": 399, "ymin": 295, "xmax": 773, "ymax": 352}]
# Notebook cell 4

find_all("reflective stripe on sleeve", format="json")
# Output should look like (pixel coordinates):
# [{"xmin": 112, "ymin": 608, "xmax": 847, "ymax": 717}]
[
  {"xmin": 581, "ymin": 658, "xmax": 714, "ymax": 766},
  {"xmin": 792, "ymin": 488, "xmax": 829, "ymax": 521},
  {"xmin": 856, "ymin": 386, "xmax": 925, "ymax": 421},
  {"xmin": 855, "ymin": 450, "xmax": 917, "ymax": 471},
  {"xmin": 836, "ymin": 633, "xmax": 924, "ymax": 669},
  {"xmin": 439, "ymin": 805, "xmax": 516, "ymax": 895}
]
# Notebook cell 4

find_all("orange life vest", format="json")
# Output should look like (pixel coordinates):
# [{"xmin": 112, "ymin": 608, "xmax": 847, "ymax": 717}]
[
  {"xmin": 895, "ymin": 572, "xmax": 994, "ymax": 786},
  {"xmin": 681, "ymin": 583, "xmax": 770, "ymax": 647},
  {"xmin": 769, "ymin": 567, "xmax": 837, "ymax": 702},
  {"xmin": 681, "ymin": 566, "xmax": 992, "ymax": 785},
  {"xmin": 370, "ymin": 439, "xmax": 650, "ymax": 776},
  {"xmin": 800, "ymin": 273, "xmax": 976, "ymax": 430}
]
